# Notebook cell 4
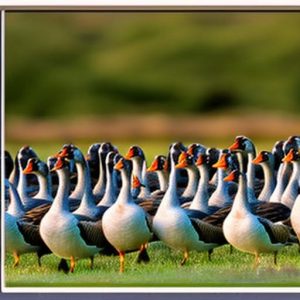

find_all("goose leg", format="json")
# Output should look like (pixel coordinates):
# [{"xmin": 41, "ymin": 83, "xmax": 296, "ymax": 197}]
[
  {"xmin": 137, "ymin": 244, "xmax": 150, "ymax": 264},
  {"xmin": 13, "ymin": 251, "xmax": 20, "ymax": 268},
  {"xmin": 70, "ymin": 256, "xmax": 76, "ymax": 273},
  {"xmin": 89, "ymin": 256, "xmax": 94, "ymax": 270},
  {"xmin": 273, "ymin": 251, "xmax": 278, "ymax": 266},
  {"xmin": 180, "ymin": 250, "xmax": 189, "ymax": 266},
  {"xmin": 119, "ymin": 251, "xmax": 125, "ymax": 273},
  {"xmin": 37, "ymin": 254, "xmax": 42, "ymax": 267}
]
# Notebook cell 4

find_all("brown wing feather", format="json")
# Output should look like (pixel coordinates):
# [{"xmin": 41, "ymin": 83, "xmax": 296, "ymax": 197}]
[
  {"xmin": 190, "ymin": 218, "xmax": 227, "ymax": 245},
  {"xmin": 257, "ymin": 217, "xmax": 290, "ymax": 244}
]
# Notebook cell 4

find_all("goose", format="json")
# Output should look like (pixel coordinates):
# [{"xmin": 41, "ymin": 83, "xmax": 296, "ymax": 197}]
[
  {"xmin": 23, "ymin": 158, "xmax": 53, "ymax": 202},
  {"xmin": 223, "ymin": 169, "xmax": 294, "ymax": 267},
  {"xmin": 208, "ymin": 151, "xmax": 233, "ymax": 208},
  {"xmin": 179, "ymin": 153, "xmax": 220, "ymax": 216},
  {"xmin": 58, "ymin": 145, "xmax": 111, "ymax": 220},
  {"xmin": 152, "ymin": 144, "xmax": 227, "ymax": 265},
  {"xmin": 125, "ymin": 145, "xmax": 153, "ymax": 198},
  {"xmin": 252, "ymin": 151, "xmax": 276, "ymax": 203},
  {"xmin": 203, "ymin": 152, "xmax": 291, "ymax": 227},
  {"xmin": 147, "ymin": 155, "xmax": 169, "ymax": 194},
  {"xmin": 40, "ymin": 157, "xmax": 111, "ymax": 273},
  {"xmin": 93, "ymin": 142, "xmax": 118, "ymax": 201},
  {"xmin": 17, "ymin": 149, "xmax": 53, "ymax": 211},
  {"xmin": 86, "ymin": 143, "xmax": 101, "ymax": 186},
  {"xmin": 281, "ymin": 149, "xmax": 300, "ymax": 209},
  {"xmin": 102, "ymin": 157, "xmax": 152, "ymax": 273},
  {"xmin": 5, "ymin": 180, "xmax": 52, "ymax": 268}
]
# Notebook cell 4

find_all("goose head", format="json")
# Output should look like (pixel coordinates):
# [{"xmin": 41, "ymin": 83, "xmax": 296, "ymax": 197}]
[
  {"xmin": 99, "ymin": 142, "xmax": 118, "ymax": 161},
  {"xmin": 168, "ymin": 142, "xmax": 187, "ymax": 167},
  {"xmin": 86, "ymin": 143, "xmax": 101, "ymax": 178},
  {"xmin": 195, "ymin": 153, "xmax": 210, "ymax": 168},
  {"xmin": 187, "ymin": 143, "xmax": 206, "ymax": 158},
  {"xmin": 175, "ymin": 152, "xmax": 195, "ymax": 170},
  {"xmin": 229, "ymin": 136, "xmax": 256, "ymax": 155},
  {"xmin": 147, "ymin": 155, "xmax": 167, "ymax": 173},
  {"xmin": 212, "ymin": 152, "xmax": 232, "ymax": 170},
  {"xmin": 50, "ymin": 156, "xmax": 69, "ymax": 172},
  {"xmin": 23, "ymin": 157, "xmax": 49, "ymax": 177},
  {"xmin": 252, "ymin": 151, "xmax": 275, "ymax": 168},
  {"xmin": 125, "ymin": 145, "xmax": 145, "ymax": 161},
  {"xmin": 223, "ymin": 169, "xmax": 240, "ymax": 183},
  {"xmin": 283, "ymin": 136, "xmax": 300, "ymax": 155},
  {"xmin": 114, "ymin": 157, "xmax": 133, "ymax": 177},
  {"xmin": 282, "ymin": 148, "xmax": 300, "ymax": 163},
  {"xmin": 272, "ymin": 140, "xmax": 285, "ymax": 170},
  {"xmin": 17, "ymin": 145, "xmax": 38, "ymax": 170}
]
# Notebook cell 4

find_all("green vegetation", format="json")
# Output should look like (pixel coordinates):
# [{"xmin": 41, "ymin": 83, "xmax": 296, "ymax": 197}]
[
  {"xmin": 6, "ymin": 13, "xmax": 300, "ymax": 120},
  {"xmin": 5, "ymin": 243, "xmax": 300, "ymax": 288}
]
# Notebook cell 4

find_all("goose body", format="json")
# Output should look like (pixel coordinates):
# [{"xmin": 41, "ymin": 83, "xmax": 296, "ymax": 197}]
[
  {"xmin": 102, "ymin": 157, "xmax": 152, "ymax": 272},
  {"xmin": 223, "ymin": 170, "xmax": 291, "ymax": 266},
  {"xmin": 40, "ymin": 158, "xmax": 104, "ymax": 271}
]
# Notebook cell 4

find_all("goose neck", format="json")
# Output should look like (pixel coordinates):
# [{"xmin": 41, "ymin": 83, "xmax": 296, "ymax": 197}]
[
  {"xmin": 99, "ymin": 163, "xmax": 116, "ymax": 207},
  {"xmin": 70, "ymin": 161, "xmax": 85, "ymax": 199},
  {"xmin": 93, "ymin": 153, "xmax": 106, "ymax": 198},
  {"xmin": 258, "ymin": 162, "xmax": 275, "ymax": 202},
  {"xmin": 116, "ymin": 169, "xmax": 133, "ymax": 205},
  {"xmin": 157, "ymin": 170, "xmax": 169, "ymax": 192},
  {"xmin": 34, "ymin": 173, "xmax": 53, "ymax": 201},
  {"xmin": 232, "ymin": 173, "xmax": 251, "ymax": 214},
  {"xmin": 247, "ymin": 152, "xmax": 256, "ymax": 190},
  {"xmin": 182, "ymin": 166, "xmax": 199, "ymax": 198},
  {"xmin": 7, "ymin": 182, "xmax": 25, "ymax": 218},
  {"xmin": 52, "ymin": 168, "xmax": 70, "ymax": 212}
]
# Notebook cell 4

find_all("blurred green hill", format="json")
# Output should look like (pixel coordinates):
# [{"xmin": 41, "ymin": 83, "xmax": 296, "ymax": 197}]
[{"xmin": 5, "ymin": 13, "xmax": 300, "ymax": 119}]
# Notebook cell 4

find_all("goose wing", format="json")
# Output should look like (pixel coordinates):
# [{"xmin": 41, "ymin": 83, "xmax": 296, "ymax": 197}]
[
  {"xmin": 77, "ymin": 220, "xmax": 117, "ymax": 255},
  {"xmin": 16, "ymin": 221, "xmax": 50, "ymax": 254},
  {"xmin": 201, "ymin": 205, "xmax": 232, "ymax": 227},
  {"xmin": 253, "ymin": 203, "xmax": 291, "ymax": 223},
  {"xmin": 257, "ymin": 217, "xmax": 292, "ymax": 244},
  {"xmin": 190, "ymin": 218, "xmax": 227, "ymax": 245}
]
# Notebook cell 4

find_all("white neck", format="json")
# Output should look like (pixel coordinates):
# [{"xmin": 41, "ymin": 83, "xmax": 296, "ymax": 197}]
[
  {"xmin": 99, "ymin": 163, "xmax": 116, "ymax": 207},
  {"xmin": 258, "ymin": 162, "xmax": 275, "ymax": 202},
  {"xmin": 34, "ymin": 173, "xmax": 53, "ymax": 201},
  {"xmin": 70, "ymin": 161, "xmax": 85, "ymax": 200},
  {"xmin": 270, "ymin": 162, "xmax": 289, "ymax": 203},
  {"xmin": 182, "ymin": 166, "xmax": 199, "ymax": 198},
  {"xmin": 16, "ymin": 160, "xmax": 30, "ymax": 205},
  {"xmin": 190, "ymin": 165, "xmax": 210, "ymax": 213},
  {"xmin": 7, "ymin": 182, "xmax": 25, "ymax": 218},
  {"xmin": 156, "ymin": 170, "xmax": 169, "ymax": 192},
  {"xmin": 116, "ymin": 168, "xmax": 134, "ymax": 205},
  {"xmin": 93, "ymin": 154, "xmax": 106, "ymax": 199},
  {"xmin": 247, "ymin": 152, "xmax": 256, "ymax": 191}
]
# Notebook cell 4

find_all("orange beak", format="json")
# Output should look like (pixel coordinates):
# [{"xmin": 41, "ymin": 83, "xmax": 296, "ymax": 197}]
[
  {"xmin": 23, "ymin": 160, "xmax": 34, "ymax": 174},
  {"xmin": 223, "ymin": 171, "xmax": 235, "ymax": 182},
  {"xmin": 114, "ymin": 159, "xmax": 124, "ymax": 170},
  {"xmin": 56, "ymin": 147, "xmax": 69, "ymax": 158},
  {"xmin": 175, "ymin": 152, "xmax": 188, "ymax": 169},
  {"xmin": 212, "ymin": 154, "xmax": 227, "ymax": 169},
  {"xmin": 228, "ymin": 140, "xmax": 240, "ymax": 151},
  {"xmin": 187, "ymin": 145, "xmax": 195, "ymax": 156},
  {"xmin": 51, "ymin": 157, "xmax": 64, "ymax": 172},
  {"xmin": 252, "ymin": 152, "xmax": 264, "ymax": 165},
  {"xmin": 125, "ymin": 147, "xmax": 135, "ymax": 159},
  {"xmin": 282, "ymin": 149, "xmax": 294, "ymax": 163},
  {"xmin": 196, "ymin": 155, "xmax": 204, "ymax": 166},
  {"xmin": 147, "ymin": 158, "xmax": 159, "ymax": 172},
  {"xmin": 132, "ymin": 175, "xmax": 144, "ymax": 188}
]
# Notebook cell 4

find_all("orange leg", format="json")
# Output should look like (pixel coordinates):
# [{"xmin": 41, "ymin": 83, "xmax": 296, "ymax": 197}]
[
  {"xmin": 180, "ymin": 250, "xmax": 189, "ymax": 266},
  {"xmin": 70, "ymin": 256, "xmax": 76, "ymax": 273},
  {"xmin": 13, "ymin": 251, "xmax": 20, "ymax": 268},
  {"xmin": 119, "ymin": 251, "xmax": 125, "ymax": 273}
]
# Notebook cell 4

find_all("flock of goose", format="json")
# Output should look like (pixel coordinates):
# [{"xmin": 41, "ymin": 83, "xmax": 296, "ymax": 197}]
[{"xmin": 4, "ymin": 135, "xmax": 300, "ymax": 274}]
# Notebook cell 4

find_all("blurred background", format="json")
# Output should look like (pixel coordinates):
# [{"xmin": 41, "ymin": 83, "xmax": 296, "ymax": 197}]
[{"xmin": 5, "ymin": 12, "xmax": 300, "ymax": 159}]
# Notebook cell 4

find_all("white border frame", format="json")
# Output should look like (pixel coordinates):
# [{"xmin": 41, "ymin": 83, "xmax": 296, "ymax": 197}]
[{"xmin": 2, "ymin": 3, "xmax": 300, "ymax": 294}]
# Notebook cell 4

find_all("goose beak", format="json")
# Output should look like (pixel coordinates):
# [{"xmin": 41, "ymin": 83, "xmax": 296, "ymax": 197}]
[
  {"xmin": 282, "ymin": 149, "xmax": 294, "ymax": 163},
  {"xmin": 175, "ymin": 152, "xmax": 188, "ymax": 169},
  {"xmin": 23, "ymin": 160, "xmax": 34, "ymax": 174},
  {"xmin": 252, "ymin": 152, "xmax": 264, "ymax": 165},
  {"xmin": 55, "ymin": 147, "xmax": 69, "ymax": 158},
  {"xmin": 50, "ymin": 157, "xmax": 64, "ymax": 172},
  {"xmin": 186, "ymin": 145, "xmax": 194, "ymax": 156},
  {"xmin": 125, "ymin": 148, "xmax": 134, "ymax": 159},
  {"xmin": 212, "ymin": 154, "xmax": 227, "ymax": 169},
  {"xmin": 147, "ymin": 159, "xmax": 159, "ymax": 172},
  {"xmin": 114, "ymin": 159, "xmax": 124, "ymax": 170},
  {"xmin": 224, "ymin": 171, "xmax": 235, "ymax": 182},
  {"xmin": 229, "ymin": 140, "xmax": 240, "ymax": 151},
  {"xmin": 196, "ymin": 155, "xmax": 204, "ymax": 166},
  {"xmin": 132, "ymin": 175, "xmax": 145, "ymax": 188}
]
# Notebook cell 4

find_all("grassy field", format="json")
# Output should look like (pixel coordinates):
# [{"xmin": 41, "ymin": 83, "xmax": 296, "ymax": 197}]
[{"xmin": 4, "ymin": 242, "xmax": 300, "ymax": 288}]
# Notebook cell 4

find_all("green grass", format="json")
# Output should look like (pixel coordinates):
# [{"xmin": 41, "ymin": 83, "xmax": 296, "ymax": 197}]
[{"xmin": 5, "ymin": 243, "xmax": 300, "ymax": 288}]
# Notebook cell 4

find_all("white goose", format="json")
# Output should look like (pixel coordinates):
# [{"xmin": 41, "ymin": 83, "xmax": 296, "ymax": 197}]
[
  {"xmin": 281, "ymin": 149, "xmax": 300, "ymax": 209},
  {"xmin": 40, "ymin": 157, "xmax": 107, "ymax": 272},
  {"xmin": 102, "ymin": 157, "xmax": 152, "ymax": 273},
  {"xmin": 5, "ymin": 180, "xmax": 51, "ymax": 267},
  {"xmin": 153, "ymin": 144, "xmax": 226, "ymax": 265},
  {"xmin": 223, "ymin": 169, "xmax": 293, "ymax": 267},
  {"xmin": 252, "ymin": 151, "xmax": 276, "ymax": 203}
]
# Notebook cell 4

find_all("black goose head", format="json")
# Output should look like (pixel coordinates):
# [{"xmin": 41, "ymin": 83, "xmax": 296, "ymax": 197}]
[
  {"xmin": 147, "ymin": 155, "xmax": 167, "ymax": 172},
  {"xmin": 125, "ymin": 145, "xmax": 145, "ymax": 160}
]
